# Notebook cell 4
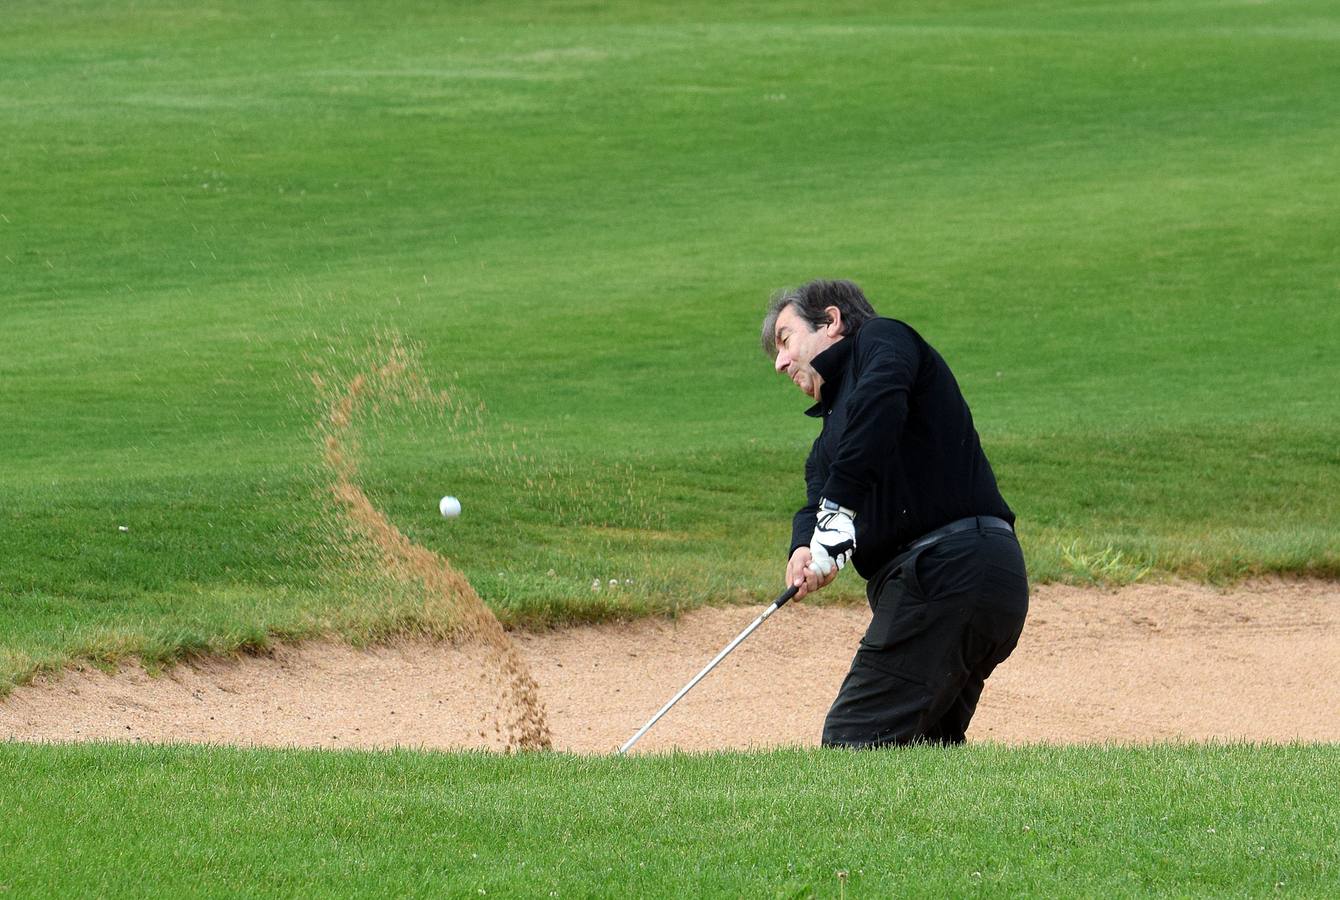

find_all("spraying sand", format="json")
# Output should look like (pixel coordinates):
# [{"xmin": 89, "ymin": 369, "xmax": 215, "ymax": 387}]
[{"xmin": 312, "ymin": 340, "xmax": 550, "ymax": 750}]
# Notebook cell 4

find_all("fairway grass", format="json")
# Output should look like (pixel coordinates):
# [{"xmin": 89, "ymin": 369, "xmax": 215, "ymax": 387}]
[
  {"xmin": 3, "ymin": 0, "xmax": 1339, "ymax": 685},
  {"xmin": 1, "ymin": 742, "xmax": 1336, "ymax": 896}
]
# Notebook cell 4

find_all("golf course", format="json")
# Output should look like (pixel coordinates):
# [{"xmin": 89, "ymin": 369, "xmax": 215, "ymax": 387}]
[{"xmin": 2, "ymin": 0, "xmax": 1338, "ymax": 895}]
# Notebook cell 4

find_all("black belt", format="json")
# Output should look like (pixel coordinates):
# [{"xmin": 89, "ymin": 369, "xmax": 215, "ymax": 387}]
[{"xmin": 901, "ymin": 515, "xmax": 1014, "ymax": 555}]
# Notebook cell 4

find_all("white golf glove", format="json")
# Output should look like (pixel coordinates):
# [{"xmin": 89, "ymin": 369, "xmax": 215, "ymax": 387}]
[{"xmin": 809, "ymin": 499, "xmax": 856, "ymax": 577}]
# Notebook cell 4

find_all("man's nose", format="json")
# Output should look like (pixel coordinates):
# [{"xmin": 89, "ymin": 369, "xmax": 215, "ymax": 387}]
[{"xmin": 774, "ymin": 353, "xmax": 790, "ymax": 373}]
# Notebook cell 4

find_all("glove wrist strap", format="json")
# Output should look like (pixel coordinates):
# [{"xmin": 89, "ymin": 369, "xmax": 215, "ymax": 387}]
[{"xmin": 819, "ymin": 497, "xmax": 856, "ymax": 519}]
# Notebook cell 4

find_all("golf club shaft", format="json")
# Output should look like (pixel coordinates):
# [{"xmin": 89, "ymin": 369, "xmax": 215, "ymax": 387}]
[{"xmin": 618, "ymin": 584, "xmax": 799, "ymax": 754}]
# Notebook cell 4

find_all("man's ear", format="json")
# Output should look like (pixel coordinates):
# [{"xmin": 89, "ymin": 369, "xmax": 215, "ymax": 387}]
[{"xmin": 824, "ymin": 306, "xmax": 843, "ymax": 337}]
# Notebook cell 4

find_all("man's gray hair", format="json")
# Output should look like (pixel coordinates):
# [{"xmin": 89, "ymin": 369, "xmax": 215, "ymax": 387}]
[{"xmin": 761, "ymin": 279, "xmax": 880, "ymax": 358}]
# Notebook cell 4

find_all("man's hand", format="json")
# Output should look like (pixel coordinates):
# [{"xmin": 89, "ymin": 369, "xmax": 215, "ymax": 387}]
[
  {"xmin": 786, "ymin": 546, "xmax": 838, "ymax": 600},
  {"xmin": 809, "ymin": 500, "xmax": 856, "ymax": 577}
]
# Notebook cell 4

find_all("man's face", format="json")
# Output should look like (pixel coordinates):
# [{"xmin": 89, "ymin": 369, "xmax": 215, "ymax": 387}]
[{"xmin": 773, "ymin": 304, "xmax": 840, "ymax": 401}]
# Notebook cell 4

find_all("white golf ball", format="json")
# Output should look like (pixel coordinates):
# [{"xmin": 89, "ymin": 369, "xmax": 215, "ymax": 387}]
[{"xmin": 438, "ymin": 495, "xmax": 461, "ymax": 518}]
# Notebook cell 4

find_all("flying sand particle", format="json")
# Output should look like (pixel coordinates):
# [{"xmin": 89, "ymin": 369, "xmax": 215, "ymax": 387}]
[{"xmin": 314, "ymin": 337, "xmax": 551, "ymax": 751}]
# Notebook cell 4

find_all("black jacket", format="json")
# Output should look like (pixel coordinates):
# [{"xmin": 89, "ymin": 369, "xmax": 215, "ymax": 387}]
[{"xmin": 789, "ymin": 317, "xmax": 1014, "ymax": 579}]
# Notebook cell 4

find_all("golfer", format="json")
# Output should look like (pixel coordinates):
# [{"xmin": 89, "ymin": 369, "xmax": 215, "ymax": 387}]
[{"xmin": 763, "ymin": 279, "xmax": 1029, "ymax": 746}]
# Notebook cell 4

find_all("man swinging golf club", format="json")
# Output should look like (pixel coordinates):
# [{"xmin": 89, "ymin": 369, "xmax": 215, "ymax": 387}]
[{"xmin": 764, "ymin": 279, "xmax": 1029, "ymax": 747}]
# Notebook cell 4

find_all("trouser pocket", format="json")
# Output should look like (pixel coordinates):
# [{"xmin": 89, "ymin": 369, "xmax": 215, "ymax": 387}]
[{"xmin": 861, "ymin": 545, "xmax": 931, "ymax": 651}]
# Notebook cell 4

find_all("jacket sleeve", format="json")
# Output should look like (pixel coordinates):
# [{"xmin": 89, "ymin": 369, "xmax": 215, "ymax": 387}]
[
  {"xmin": 789, "ymin": 437, "xmax": 824, "ymax": 556},
  {"xmin": 819, "ymin": 319, "xmax": 920, "ymax": 509}
]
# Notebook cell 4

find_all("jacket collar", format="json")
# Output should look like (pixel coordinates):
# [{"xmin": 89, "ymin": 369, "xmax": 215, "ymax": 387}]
[{"xmin": 803, "ymin": 336, "xmax": 853, "ymax": 418}]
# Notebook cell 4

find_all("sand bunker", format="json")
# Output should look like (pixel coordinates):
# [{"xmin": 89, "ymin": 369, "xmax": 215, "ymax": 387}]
[{"xmin": 3, "ymin": 579, "xmax": 1336, "ymax": 752}]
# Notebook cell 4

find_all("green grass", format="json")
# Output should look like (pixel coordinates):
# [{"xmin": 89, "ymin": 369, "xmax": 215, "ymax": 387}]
[
  {"xmin": 5, "ymin": 8, "xmax": 1337, "ymax": 895},
  {"xmin": 2, "ymin": 0, "xmax": 1339, "ymax": 684},
  {"xmin": 1, "ymin": 742, "xmax": 1336, "ymax": 897}
]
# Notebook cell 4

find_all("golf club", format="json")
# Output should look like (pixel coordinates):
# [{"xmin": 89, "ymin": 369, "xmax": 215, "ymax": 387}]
[{"xmin": 618, "ymin": 583, "xmax": 800, "ymax": 754}]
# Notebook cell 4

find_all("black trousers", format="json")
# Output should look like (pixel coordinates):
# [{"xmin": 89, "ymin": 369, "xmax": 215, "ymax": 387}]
[{"xmin": 821, "ymin": 524, "xmax": 1029, "ymax": 747}]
